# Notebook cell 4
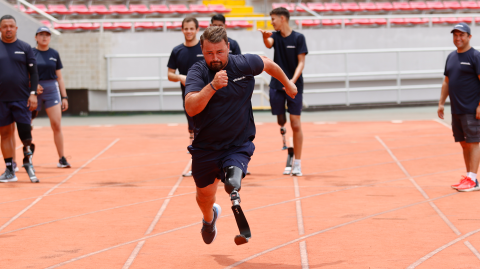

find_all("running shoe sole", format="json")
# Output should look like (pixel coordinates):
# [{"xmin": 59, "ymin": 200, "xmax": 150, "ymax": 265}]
[
  {"xmin": 457, "ymin": 186, "xmax": 480, "ymax": 192},
  {"xmin": 57, "ymin": 163, "xmax": 71, "ymax": 168},
  {"xmin": 0, "ymin": 176, "xmax": 18, "ymax": 183}
]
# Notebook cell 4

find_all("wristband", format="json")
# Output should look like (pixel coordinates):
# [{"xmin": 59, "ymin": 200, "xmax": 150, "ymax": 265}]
[
  {"xmin": 30, "ymin": 91, "xmax": 37, "ymax": 95},
  {"xmin": 62, "ymin": 96, "xmax": 68, "ymax": 100},
  {"xmin": 210, "ymin": 83, "xmax": 217, "ymax": 92}
]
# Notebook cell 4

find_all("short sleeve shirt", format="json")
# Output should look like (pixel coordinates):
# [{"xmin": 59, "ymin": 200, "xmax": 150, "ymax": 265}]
[
  {"xmin": 33, "ymin": 48, "xmax": 63, "ymax": 81},
  {"xmin": 269, "ymin": 31, "xmax": 308, "ymax": 92},
  {"xmin": 167, "ymin": 42, "xmax": 204, "ymax": 98},
  {"xmin": 228, "ymin": 38, "xmax": 241, "ymax": 55},
  {"xmin": 0, "ymin": 39, "xmax": 37, "ymax": 101},
  {"xmin": 185, "ymin": 54, "xmax": 264, "ymax": 151},
  {"xmin": 444, "ymin": 47, "xmax": 480, "ymax": 114}
]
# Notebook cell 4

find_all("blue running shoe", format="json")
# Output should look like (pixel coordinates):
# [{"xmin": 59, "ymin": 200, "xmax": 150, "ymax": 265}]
[{"xmin": 201, "ymin": 203, "xmax": 221, "ymax": 244}]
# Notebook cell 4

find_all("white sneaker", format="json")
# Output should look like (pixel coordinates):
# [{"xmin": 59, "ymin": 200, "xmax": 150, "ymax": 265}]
[
  {"xmin": 0, "ymin": 170, "xmax": 18, "ymax": 183},
  {"xmin": 183, "ymin": 170, "xmax": 192, "ymax": 177},
  {"xmin": 291, "ymin": 164, "xmax": 302, "ymax": 177}
]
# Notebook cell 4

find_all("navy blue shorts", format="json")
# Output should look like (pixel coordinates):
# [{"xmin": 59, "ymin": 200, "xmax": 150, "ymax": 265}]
[
  {"xmin": 452, "ymin": 114, "xmax": 480, "ymax": 143},
  {"xmin": 269, "ymin": 88, "xmax": 303, "ymax": 116},
  {"xmin": 188, "ymin": 140, "xmax": 255, "ymax": 188},
  {"xmin": 37, "ymin": 80, "xmax": 61, "ymax": 111},
  {"xmin": 0, "ymin": 100, "xmax": 31, "ymax": 127}
]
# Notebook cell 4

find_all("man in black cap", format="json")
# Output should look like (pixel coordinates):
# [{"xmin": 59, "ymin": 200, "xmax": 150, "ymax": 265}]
[{"xmin": 439, "ymin": 22, "xmax": 480, "ymax": 192}]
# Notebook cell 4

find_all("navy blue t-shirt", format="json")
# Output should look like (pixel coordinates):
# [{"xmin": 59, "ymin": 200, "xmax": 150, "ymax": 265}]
[
  {"xmin": 269, "ymin": 31, "xmax": 308, "ymax": 92},
  {"xmin": 167, "ymin": 41, "xmax": 204, "ymax": 99},
  {"xmin": 444, "ymin": 47, "xmax": 480, "ymax": 114},
  {"xmin": 228, "ymin": 38, "xmax": 241, "ymax": 55},
  {"xmin": 185, "ymin": 54, "xmax": 264, "ymax": 151},
  {"xmin": 0, "ymin": 39, "xmax": 36, "ymax": 101},
  {"xmin": 33, "ymin": 48, "xmax": 63, "ymax": 81}
]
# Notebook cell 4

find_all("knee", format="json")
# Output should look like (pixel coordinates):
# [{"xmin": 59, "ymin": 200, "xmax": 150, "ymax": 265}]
[
  {"xmin": 224, "ymin": 166, "xmax": 244, "ymax": 194},
  {"xmin": 196, "ymin": 188, "xmax": 215, "ymax": 203},
  {"xmin": 291, "ymin": 121, "xmax": 302, "ymax": 133},
  {"xmin": 50, "ymin": 122, "xmax": 61, "ymax": 133}
]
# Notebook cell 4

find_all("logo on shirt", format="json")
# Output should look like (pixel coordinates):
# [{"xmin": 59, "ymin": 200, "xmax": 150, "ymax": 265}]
[
  {"xmin": 461, "ymin": 62, "xmax": 471, "ymax": 65},
  {"xmin": 286, "ymin": 46, "xmax": 296, "ymax": 49},
  {"xmin": 196, "ymin": 54, "xmax": 204, "ymax": 57},
  {"xmin": 49, "ymin": 57, "xmax": 57, "ymax": 62},
  {"xmin": 14, "ymin": 51, "xmax": 25, "ymax": 54},
  {"xmin": 233, "ymin": 76, "xmax": 246, "ymax": 82}
]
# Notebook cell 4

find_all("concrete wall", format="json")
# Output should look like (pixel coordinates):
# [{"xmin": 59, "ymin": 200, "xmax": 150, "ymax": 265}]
[{"xmin": 0, "ymin": 0, "xmax": 43, "ymax": 45}]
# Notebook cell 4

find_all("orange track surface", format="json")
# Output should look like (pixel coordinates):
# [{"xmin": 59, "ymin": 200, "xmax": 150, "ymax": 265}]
[{"xmin": 1, "ymin": 120, "xmax": 480, "ymax": 268}]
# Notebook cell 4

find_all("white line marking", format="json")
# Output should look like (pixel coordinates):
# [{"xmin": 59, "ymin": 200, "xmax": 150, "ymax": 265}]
[
  {"xmin": 375, "ymin": 136, "xmax": 461, "ymax": 236},
  {"xmin": 433, "ymin": 119, "xmax": 451, "ymax": 129},
  {"xmin": 121, "ymin": 160, "xmax": 191, "ymax": 269},
  {"xmin": 314, "ymin": 122, "xmax": 325, "ymax": 125},
  {"xmin": 294, "ymin": 177, "xmax": 309, "ymax": 269},
  {"xmin": 0, "ymin": 139, "xmax": 120, "ymax": 233},
  {"xmin": 465, "ymin": 241, "xmax": 480, "ymax": 261},
  {"xmin": 104, "ymin": 124, "xmax": 114, "ymax": 127},
  {"xmin": 89, "ymin": 125, "xmax": 102, "ymax": 127},
  {"xmin": 407, "ymin": 229, "xmax": 480, "ymax": 268},
  {"xmin": 167, "ymin": 123, "xmax": 178, "ymax": 126},
  {"xmin": 391, "ymin": 120, "xmax": 403, "ymax": 123},
  {"xmin": 256, "ymin": 122, "xmax": 264, "ymax": 125}
]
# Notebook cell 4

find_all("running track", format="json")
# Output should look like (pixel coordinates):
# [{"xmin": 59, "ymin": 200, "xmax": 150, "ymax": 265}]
[{"xmin": 1, "ymin": 119, "xmax": 480, "ymax": 268}]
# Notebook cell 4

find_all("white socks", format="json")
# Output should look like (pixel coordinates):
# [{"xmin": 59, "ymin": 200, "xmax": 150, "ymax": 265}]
[
  {"xmin": 467, "ymin": 172, "xmax": 477, "ymax": 183},
  {"xmin": 294, "ymin": 159, "xmax": 301, "ymax": 167}
]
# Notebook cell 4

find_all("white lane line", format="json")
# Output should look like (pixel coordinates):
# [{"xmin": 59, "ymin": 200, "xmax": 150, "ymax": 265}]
[
  {"xmin": 375, "ymin": 136, "xmax": 461, "ymax": 236},
  {"xmin": 407, "ymin": 229, "xmax": 480, "ymax": 268},
  {"xmin": 122, "ymin": 160, "xmax": 191, "ymax": 269},
  {"xmin": 0, "ymin": 139, "xmax": 120, "ymax": 233},
  {"xmin": 465, "ymin": 241, "xmax": 480, "ymax": 261},
  {"xmin": 433, "ymin": 119, "xmax": 451, "ymax": 129},
  {"xmin": 167, "ymin": 123, "xmax": 178, "ymax": 126},
  {"xmin": 294, "ymin": 177, "xmax": 309, "ymax": 269},
  {"xmin": 391, "ymin": 120, "xmax": 403, "ymax": 123}
]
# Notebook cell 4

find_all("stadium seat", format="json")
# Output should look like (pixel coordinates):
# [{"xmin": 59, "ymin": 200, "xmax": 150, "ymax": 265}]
[
  {"xmin": 295, "ymin": 20, "xmax": 321, "ymax": 27},
  {"xmin": 232, "ymin": 21, "xmax": 253, "ymax": 28},
  {"xmin": 40, "ymin": 20, "xmax": 51, "ymax": 27},
  {"xmin": 170, "ymin": 5, "xmax": 192, "ymax": 14},
  {"xmin": 391, "ymin": 18, "xmax": 408, "ymax": 25},
  {"xmin": 443, "ymin": 1, "xmax": 463, "ymax": 9},
  {"xmin": 150, "ymin": 5, "xmax": 174, "ymax": 14},
  {"xmin": 324, "ymin": 3, "xmax": 346, "ymax": 12},
  {"xmin": 69, "ymin": 5, "xmax": 92, "ymax": 15},
  {"xmin": 458, "ymin": 17, "xmax": 473, "ymax": 23},
  {"xmin": 134, "ymin": 22, "xmax": 156, "ymax": 29},
  {"xmin": 74, "ymin": 23, "xmax": 100, "ymax": 30},
  {"xmin": 48, "ymin": 5, "xmax": 72, "ymax": 15},
  {"xmin": 342, "ymin": 3, "xmax": 363, "ymax": 12},
  {"xmin": 103, "ymin": 22, "xmax": 132, "ymax": 30},
  {"xmin": 431, "ymin": 17, "xmax": 443, "ymax": 23},
  {"xmin": 26, "ymin": 4, "xmax": 47, "ymax": 14},
  {"xmin": 208, "ymin": 4, "xmax": 231, "ymax": 13},
  {"xmin": 393, "ymin": 2, "xmax": 414, "ymax": 11},
  {"xmin": 130, "ymin": 5, "xmax": 154, "ymax": 14},
  {"xmin": 405, "ymin": 18, "xmax": 429, "ymax": 24},
  {"xmin": 307, "ymin": 3, "xmax": 327, "ymax": 12},
  {"xmin": 409, "ymin": 2, "xmax": 430, "ymax": 11},
  {"xmin": 461, "ymin": 1, "xmax": 480, "ymax": 9},
  {"xmin": 167, "ymin": 21, "xmax": 183, "ymax": 29},
  {"xmin": 321, "ymin": 19, "xmax": 342, "ymax": 26},
  {"xmin": 14, "ymin": 5, "xmax": 26, "ymax": 12},
  {"xmin": 199, "ymin": 21, "xmax": 210, "ymax": 28},
  {"xmin": 54, "ymin": 23, "xmax": 75, "ymax": 30},
  {"xmin": 109, "ymin": 5, "xmax": 133, "ymax": 15},
  {"xmin": 272, "ymin": 3, "xmax": 294, "ymax": 12},
  {"xmin": 376, "ymin": 2, "xmax": 397, "ymax": 11},
  {"xmin": 371, "ymin": 18, "xmax": 387, "ymax": 25},
  {"xmin": 345, "ymin": 19, "xmax": 373, "ymax": 25},
  {"xmin": 89, "ymin": 5, "xmax": 112, "ymax": 15},
  {"xmin": 190, "ymin": 4, "xmax": 210, "ymax": 14},
  {"xmin": 426, "ymin": 1, "xmax": 449, "ymax": 10},
  {"xmin": 359, "ymin": 3, "xmax": 382, "ymax": 12}
]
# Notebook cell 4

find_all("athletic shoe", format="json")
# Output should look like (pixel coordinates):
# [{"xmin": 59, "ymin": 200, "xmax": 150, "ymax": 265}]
[
  {"xmin": 0, "ymin": 170, "xmax": 17, "ymax": 183},
  {"xmin": 451, "ymin": 175, "xmax": 469, "ymax": 189},
  {"xmin": 57, "ymin": 156, "xmax": 71, "ymax": 168},
  {"xmin": 4, "ymin": 162, "xmax": 19, "ymax": 173},
  {"xmin": 456, "ymin": 177, "xmax": 480, "ymax": 192},
  {"xmin": 246, "ymin": 170, "xmax": 251, "ymax": 175},
  {"xmin": 183, "ymin": 170, "xmax": 192, "ymax": 177},
  {"xmin": 201, "ymin": 203, "xmax": 221, "ymax": 244},
  {"xmin": 291, "ymin": 164, "xmax": 302, "ymax": 176}
]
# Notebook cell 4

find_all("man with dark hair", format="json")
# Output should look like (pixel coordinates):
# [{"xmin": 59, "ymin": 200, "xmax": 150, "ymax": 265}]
[
  {"xmin": 0, "ymin": 15, "xmax": 39, "ymax": 183},
  {"xmin": 258, "ymin": 7, "xmax": 307, "ymax": 176},
  {"xmin": 167, "ymin": 16, "xmax": 203, "ymax": 177},
  {"xmin": 185, "ymin": 26, "xmax": 297, "ymax": 245},
  {"xmin": 210, "ymin": 14, "xmax": 241, "ymax": 55},
  {"xmin": 439, "ymin": 22, "xmax": 480, "ymax": 192}
]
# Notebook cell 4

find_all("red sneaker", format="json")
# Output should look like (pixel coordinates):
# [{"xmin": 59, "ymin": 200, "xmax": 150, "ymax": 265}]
[
  {"xmin": 456, "ymin": 177, "xmax": 480, "ymax": 192},
  {"xmin": 451, "ymin": 175, "xmax": 469, "ymax": 189}
]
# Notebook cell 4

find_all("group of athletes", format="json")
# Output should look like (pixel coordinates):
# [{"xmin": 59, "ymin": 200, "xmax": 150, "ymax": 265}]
[{"xmin": 0, "ymin": 14, "xmax": 70, "ymax": 183}]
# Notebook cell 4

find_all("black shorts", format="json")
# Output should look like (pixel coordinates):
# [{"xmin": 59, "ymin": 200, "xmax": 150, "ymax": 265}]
[
  {"xmin": 269, "ymin": 88, "xmax": 303, "ymax": 116},
  {"xmin": 452, "ymin": 114, "xmax": 480, "ymax": 143},
  {"xmin": 188, "ymin": 141, "xmax": 255, "ymax": 188},
  {"xmin": 0, "ymin": 100, "xmax": 31, "ymax": 127}
]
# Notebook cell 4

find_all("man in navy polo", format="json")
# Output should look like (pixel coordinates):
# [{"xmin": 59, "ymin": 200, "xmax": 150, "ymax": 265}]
[
  {"xmin": 439, "ymin": 22, "xmax": 480, "ymax": 192},
  {"xmin": 0, "ymin": 15, "xmax": 39, "ymax": 183},
  {"xmin": 259, "ymin": 7, "xmax": 308, "ymax": 176},
  {"xmin": 185, "ymin": 26, "xmax": 296, "ymax": 244},
  {"xmin": 210, "ymin": 14, "xmax": 241, "ymax": 55}
]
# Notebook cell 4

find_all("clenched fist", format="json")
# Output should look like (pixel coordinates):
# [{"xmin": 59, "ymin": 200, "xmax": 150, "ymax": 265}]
[{"xmin": 211, "ymin": 70, "xmax": 228, "ymax": 91}]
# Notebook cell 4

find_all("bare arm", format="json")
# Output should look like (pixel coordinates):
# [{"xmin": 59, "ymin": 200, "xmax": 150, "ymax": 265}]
[
  {"xmin": 56, "ymin": 69, "xmax": 68, "ymax": 111},
  {"xmin": 185, "ymin": 70, "xmax": 228, "ymax": 117},
  {"xmin": 261, "ymin": 56, "xmax": 297, "ymax": 99},
  {"xmin": 168, "ymin": 68, "xmax": 187, "ymax": 86},
  {"xmin": 291, "ymin": 53, "xmax": 306, "ymax": 84},
  {"xmin": 438, "ymin": 76, "xmax": 449, "ymax": 119},
  {"xmin": 258, "ymin": 29, "xmax": 274, "ymax": 49}
]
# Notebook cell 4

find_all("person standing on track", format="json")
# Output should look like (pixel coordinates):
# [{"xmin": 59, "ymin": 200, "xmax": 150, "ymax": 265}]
[
  {"xmin": 258, "ymin": 7, "xmax": 307, "ymax": 176},
  {"xmin": 210, "ymin": 14, "xmax": 241, "ymax": 55},
  {"xmin": 167, "ymin": 16, "xmax": 203, "ymax": 177},
  {"xmin": 0, "ymin": 15, "xmax": 39, "ymax": 183},
  {"xmin": 185, "ymin": 26, "xmax": 296, "ymax": 244},
  {"xmin": 439, "ymin": 22, "xmax": 480, "ymax": 192},
  {"xmin": 33, "ymin": 26, "xmax": 71, "ymax": 168}
]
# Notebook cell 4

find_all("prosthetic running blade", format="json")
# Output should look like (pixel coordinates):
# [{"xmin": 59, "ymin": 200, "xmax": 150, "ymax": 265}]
[
  {"xmin": 230, "ymin": 191, "xmax": 251, "ymax": 245},
  {"xmin": 283, "ymin": 147, "xmax": 294, "ymax": 175},
  {"xmin": 23, "ymin": 164, "xmax": 39, "ymax": 183}
]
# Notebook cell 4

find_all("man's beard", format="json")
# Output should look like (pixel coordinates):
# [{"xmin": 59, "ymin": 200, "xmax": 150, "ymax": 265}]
[{"xmin": 208, "ymin": 60, "xmax": 226, "ymax": 72}]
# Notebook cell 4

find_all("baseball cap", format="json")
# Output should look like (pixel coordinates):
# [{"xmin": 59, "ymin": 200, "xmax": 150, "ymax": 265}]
[
  {"xmin": 36, "ymin": 26, "xmax": 51, "ymax": 34},
  {"xmin": 451, "ymin": 22, "xmax": 471, "ymax": 35}
]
